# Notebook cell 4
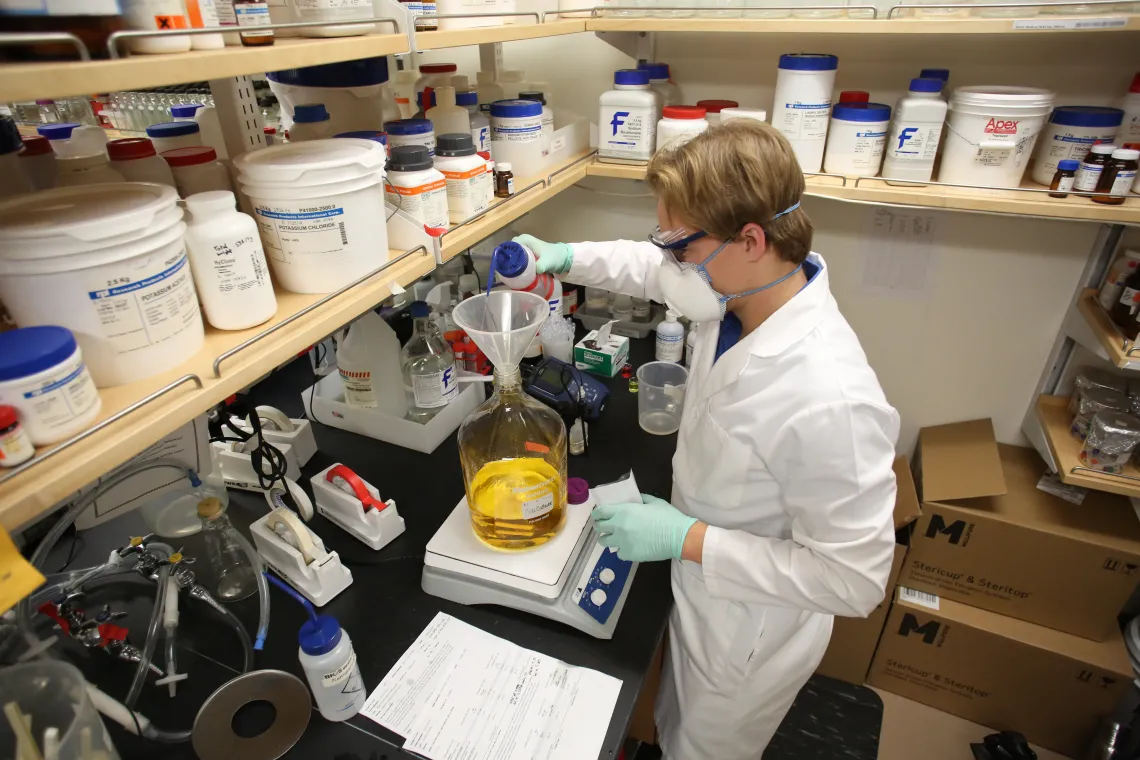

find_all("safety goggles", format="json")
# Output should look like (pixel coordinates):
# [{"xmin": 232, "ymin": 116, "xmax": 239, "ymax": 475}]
[{"xmin": 648, "ymin": 225, "xmax": 707, "ymax": 252}]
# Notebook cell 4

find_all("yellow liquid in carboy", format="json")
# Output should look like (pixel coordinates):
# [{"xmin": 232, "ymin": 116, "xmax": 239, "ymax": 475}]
[{"xmin": 468, "ymin": 458, "xmax": 566, "ymax": 550}]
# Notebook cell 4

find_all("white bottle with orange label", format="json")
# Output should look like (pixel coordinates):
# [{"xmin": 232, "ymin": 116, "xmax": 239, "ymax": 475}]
[
  {"xmin": 434, "ymin": 133, "xmax": 492, "ymax": 224},
  {"xmin": 385, "ymin": 145, "xmax": 450, "ymax": 232}
]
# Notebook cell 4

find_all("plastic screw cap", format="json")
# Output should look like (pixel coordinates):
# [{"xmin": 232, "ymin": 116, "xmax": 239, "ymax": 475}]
[
  {"xmin": 696, "ymin": 99, "xmax": 738, "ymax": 113},
  {"xmin": 567, "ymin": 477, "xmax": 590, "ymax": 504},
  {"xmin": 298, "ymin": 615, "xmax": 343, "ymax": 656},
  {"xmin": 293, "ymin": 103, "xmax": 330, "ymax": 123},
  {"xmin": 17, "ymin": 134, "xmax": 51, "ymax": 157},
  {"xmin": 36, "ymin": 122, "xmax": 80, "ymax": 140},
  {"xmin": 162, "ymin": 146, "xmax": 219, "ymax": 166},
  {"xmin": 662, "ymin": 105, "xmax": 707, "ymax": 120},
  {"xmin": 1058, "ymin": 159, "xmax": 1080, "ymax": 171},
  {"xmin": 107, "ymin": 137, "xmax": 158, "ymax": 161},
  {"xmin": 839, "ymin": 90, "xmax": 871, "ymax": 102}
]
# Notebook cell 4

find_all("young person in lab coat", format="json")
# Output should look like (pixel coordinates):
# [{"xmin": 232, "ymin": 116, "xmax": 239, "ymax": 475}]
[{"xmin": 513, "ymin": 120, "xmax": 900, "ymax": 760}]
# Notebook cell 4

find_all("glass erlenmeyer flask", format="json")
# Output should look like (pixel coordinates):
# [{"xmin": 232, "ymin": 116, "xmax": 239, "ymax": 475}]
[{"xmin": 454, "ymin": 291, "xmax": 567, "ymax": 550}]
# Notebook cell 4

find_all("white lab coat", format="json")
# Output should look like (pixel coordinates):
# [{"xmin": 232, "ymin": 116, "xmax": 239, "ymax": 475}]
[{"xmin": 566, "ymin": 242, "xmax": 900, "ymax": 760}]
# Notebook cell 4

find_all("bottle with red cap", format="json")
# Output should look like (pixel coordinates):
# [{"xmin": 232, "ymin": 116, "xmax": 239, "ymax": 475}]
[
  {"xmin": 838, "ymin": 91, "xmax": 870, "ymax": 104},
  {"xmin": 657, "ymin": 105, "xmax": 709, "ymax": 154},
  {"xmin": 696, "ymin": 100, "xmax": 738, "ymax": 126},
  {"xmin": 0, "ymin": 405, "xmax": 34, "ymax": 468},
  {"xmin": 16, "ymin": 134, "xmax": 57, "ymax": 192},
  {"xmin": 107, "ymin": 137, "xmax": 176, "ymax": 187},
  {"xmin": 1121, "ymin": 72, "xmax": 1140, "ymax": 150},
  {"xmin": 162, "ymin": 146, "xmax": 232, "ymax": 198}
]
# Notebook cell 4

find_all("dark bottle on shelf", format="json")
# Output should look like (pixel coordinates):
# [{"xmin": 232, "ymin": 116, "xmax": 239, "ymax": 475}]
[
  {"xmin": 1112, "ymin": 266, "xmax": 1140, "ymax": 338},
  {"xmin": 234, "ymin": 0, "xmax": 274, "ymax": 47}
]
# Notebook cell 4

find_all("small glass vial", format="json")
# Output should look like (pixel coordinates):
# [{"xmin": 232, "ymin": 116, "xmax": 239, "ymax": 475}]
[
  {"xmin": 234, "ymin": 0, "xmax": 274, "ymax": 47},
  {"xmin": 197, "ymin": 497, "xmax": 258, "ymax": 601},
  {"xmin": 494, "ymin": 162, "xmax": 515, "ymax": 198},
  {"xmin": 1093, "ymin": 148, "xmax": 1140, "ymax": 206},
  {"xmin": 0, "ymin": 405, "xmax": 34, "ymax": 468},
  {"xmin": 1049, "ymin": 159, "xmax": 1079, "ymax": 198},
  {"xmin": 1074, "ymin": 144, "xmax": 1117, "ymax": 193}
]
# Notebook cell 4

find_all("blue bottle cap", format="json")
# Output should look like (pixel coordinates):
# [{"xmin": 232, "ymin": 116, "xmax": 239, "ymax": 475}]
[
  {"xmin": 909, "ymin": 78, "xmax": 943, "ymax": 93},
  {"xmin": 456, "ymin": 90, "xmax": 479, "ymax": 107},
  {"xmin": 384, "ymin": 118, "xmax": 433, "ymax": 136},
  {"xmin": 37, "ymin": 122, "xmax": 80, "ymax": 140},
  {"xmin": 146, "ymin": 121, "xmax": 201, "ymax": 138},
  {"xmin": 613, "ymin": 69, "xmax": 650, "ymax": 86},
  {"xmin": 919, "ymin": 68, "xmax": 950, "ymax": 82},
  {"xmin": 640, "ymin": 62, "xmax": 670, "ymax": 81},
  {"xmin": 410, "ymin": 301, "xmax": 430, "ymax": 318},
  {"xmin": 298, "ymin": 614, "xmax": 343, "ymax": 656},
  {"xmin": 268, "ymin": 56, "xmax": 390, "ymax": 88},
  {"xmin": 170, "ymin": 104, "xmax": 204, "ymax": 119},
  {"xmin": 0, "ymin": 326, "xmax": 79, "ymax": 382},
  {"xmin": 778, "ymin": 53, "xmax": 838, "ymax": 71},
  {"xmin": 293, "ymin": 103, "xmax": 330, "ymax": 123},
  {"xmin": 1057, "ymin": 159, "xmax": 1081, "ymax": 171},
  {"xmin": 831, "ymin": 102, "xmax": 892, "ymax": 122},
  {"xmin": 1049, "ymin": 106, "xmax": 1125, "ymax": 129},
  {"xmin": 490, "ymin": 99, "xmax": 543, "ymax": 118},
  {"xmin": 493, "ymin": 241, "xmax": 529, "ymax": 278}
]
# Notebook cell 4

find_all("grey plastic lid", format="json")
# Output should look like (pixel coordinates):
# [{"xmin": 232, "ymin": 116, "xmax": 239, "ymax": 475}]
[
  {"xmin": 518, "ymin": 90, "xmax": 547, "ymax": 105},
  {"xmin": 436, "ymin": 133, "xmax": 476, "ymax": 157},
  {"xmin": 387, "ymin": 144, "xmax": 434, "ymax": 172}
]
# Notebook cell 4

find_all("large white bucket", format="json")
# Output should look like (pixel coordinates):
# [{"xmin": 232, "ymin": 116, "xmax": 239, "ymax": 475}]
[
  {"xmin": 941, "ymin": 86, "xmax": 1055, "ymax": 188},
  {"xmin": 0, "ymin": 183, "xmax": 204, "ymax": 388},
  {"xmin": 235, "ymin": 139, "xmax": 391, "ymax": 295}
]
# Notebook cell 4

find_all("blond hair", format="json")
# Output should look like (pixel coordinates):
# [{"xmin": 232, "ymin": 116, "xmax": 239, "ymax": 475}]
[{"xmin": 646, "ymin": 119, "xmax": 813, "ymax": 264}]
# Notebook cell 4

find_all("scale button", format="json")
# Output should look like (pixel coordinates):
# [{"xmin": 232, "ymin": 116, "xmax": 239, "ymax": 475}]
[
  {"xmin": 590, "ymin": 589, "xmax": 607, "ymax": 606},
  {"xmin": 599, "ymin": 568, "xmax": 616, "ymax": 585}
]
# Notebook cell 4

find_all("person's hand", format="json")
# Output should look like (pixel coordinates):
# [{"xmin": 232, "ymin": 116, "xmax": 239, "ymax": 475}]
[
  {"xmin": 592, "ymin": 495, "xmax": 698, "ymax": 562},
  {"xmin": 514, "ymin": 234, "xmax": 574, "ymax": 275}
]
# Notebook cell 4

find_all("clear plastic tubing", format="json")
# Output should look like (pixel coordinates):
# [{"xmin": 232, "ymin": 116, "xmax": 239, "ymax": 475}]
[
  {"xmin": 227, "ymin": 526, "xmax": 270, "ymax": 650},
  {"xmin": 125, "ymin": 559, "xmax": 170, "ymax": 708},
  {"xmin": 771, "ymin": 53, "xmax": 839, "ymax": 174}
]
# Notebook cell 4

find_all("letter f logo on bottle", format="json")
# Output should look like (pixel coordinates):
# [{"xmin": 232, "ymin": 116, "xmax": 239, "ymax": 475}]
[
  {"xmin": 897, "ymin": 127, "xmax": 918, "ymax": 150},
  {"xmin": 611, "ymin": 111, "xmax": 629, "ymax": 136}
]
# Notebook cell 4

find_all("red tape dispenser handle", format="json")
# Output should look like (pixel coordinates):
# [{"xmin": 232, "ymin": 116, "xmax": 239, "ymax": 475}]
[{"xmin": 327, "ymin": 465, "xmax": 386, "ymax": 513}]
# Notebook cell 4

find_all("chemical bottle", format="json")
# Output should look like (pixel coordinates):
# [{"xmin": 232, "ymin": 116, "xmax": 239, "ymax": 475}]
[
  {"xmin": 638, "ymin": 62, "xmax": 680, "ymax": 108},
  {"xmin": 426, "ymin": 87, "xmax": 470, "ymax": 137},
  {"xmin": 1098, "ymin": 248, "xmax": 1140, "ymax": 312},
  {"xmin": 475, "ymin": 71, "xmax": 505, "ymax": 115},
  {"xmin": 401, "ymin": 301, "xmax": 459, "ymax": 423},
  {"xmin": 459, "ymin": 273, "xmax": 479, "ymax": 300},
  {"xmin": 492, "ymin": 241, "xmax": 563, "ymax": 316},
  {"xmin": 655, "ymin": 309, "xmax": 685, "ymax": 362},
  {"xmin": 290, "ymin": 104, "xmax": 333, "ymax": 141},
  {"xmin": 336, "ymin": 311, "xmax": 409, "ymax": 418},
  {"xmin": 197, "ymin": 497, "xmax": 257, "ymax": 601},
  {"xmin": 599, "ymin": 69, "xmax": 658, "ymax": 164},
  {"xmin": 297, "ymin": 613, "xmax": 366, "ymax": 721},
  {"xmin": 882, "ymin": 78, "xmax": 947, "ymax": 185},
  {"xmin": 427, "ymin": 281, "xmax": 458, "ymax": 334},
  {"xmin": 457, "ymin": 89, "xmax": 490, "ymax": 151},
  {"xmin": 184, "ymin": 191, "xmax": 277, "ymax": 331},
  {"xmin": 518, "ymin": 90, "xmax": 554, "ymax": 155},
  {"xmin": 54, "ymin": 154, "xmax": 126, "ymax": 188},
  {"xmin": 1120, "ymin": 73, "xmax": 1140, "ymax": 149}
]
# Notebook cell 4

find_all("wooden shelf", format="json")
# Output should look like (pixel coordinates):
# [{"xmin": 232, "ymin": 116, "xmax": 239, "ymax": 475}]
[
  {"xmin": 584, "ymin": 161, "xmax": 1140, "ymax": 224},
  {"xmin": 585, "ymin": 13, "xmax": 1140, "ymax": 34},
  {"xmin": 0, "ymin": 34, "xmax": 409, "ymax": 102},
  {"xmin": 1036, "ymin": 394, "xmax": 1140, "ymax": 498},
  {"xmin": 1075, "ymin": 287, "xmax": 1140, "ymax": 370},
  {"xmin": 416, "ymin": 19, "xmax": 586, "ymax": 49}
]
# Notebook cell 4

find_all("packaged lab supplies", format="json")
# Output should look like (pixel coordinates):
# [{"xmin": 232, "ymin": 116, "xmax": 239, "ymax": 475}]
[
  {"xmin": 575, "ymin": 328, "xmax": 630, "ymax": 377},
  {"xmin": 1070, "ymin": 386, "xmax": 1129, "ymax": 441},
  {"xmin": 1079, "ymin": 411, "xmax": 1140, "ymax": 473}
]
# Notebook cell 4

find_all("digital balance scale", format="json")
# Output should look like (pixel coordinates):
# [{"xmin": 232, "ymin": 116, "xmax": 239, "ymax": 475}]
[{"xmin": 422, "ymin": 484, "xmax": 638, "ymax": 640}]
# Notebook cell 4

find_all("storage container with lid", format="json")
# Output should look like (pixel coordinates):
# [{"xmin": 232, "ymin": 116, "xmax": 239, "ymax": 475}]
[
  {"xmin": 639, "ymin": 62, "xmax": 680, "ymax": 107},
  {"xmin": 16, "ymin": 134, "xmax": 55, "ymax": 192},
  {"xmin": 235, "ymin": 138, "xmax": 389, "ymax": 294},
  {"xmin": 289, "ymin": 103, "xmax": 334, "ymax": 142},
  {"xmin": 696, "ymin": 100, "xmax": 738, "ymax": 125},
  {"xmin": 385, "ymin": 144, "xmax": 449, "ymax": 231},
  {"xmin": 772, "ymin": 53, "xmax": 839, "ymax": 173},
  {"xmin": 55, "ymin": 154, "xmax": 126, "ymax": 188},
  {"xmin": 656, "ymin": 106, "xmax": 709, "ymax": 154},
  {"xmin": 385, "ymin": 118, "xmax": 437, "ymax": 156},
  {"xmin": 1030, "ymin": 106, "xmax": 1123, "ymax": 186},
  {"xmin": 939, "ymin": 86, "xmax": 1054, "ymax": 188},
  {"xmin": 599, "ymin": 69, "xmax": 658, "ymax": 164},
  {"xmin": 435, "ymin": 133, "xmax": 491, "ymax": 223},
  {"xmin": 268, "ymin": 57, "xmax": 400, "ymax": 133},
  {"xmin": 163, "ymin": 146, "xmax": 232, "ymax": 197},
  {"xmin": 146, "ymin": 121, "xmax": 204, "ymax": 154},
  {"xmin": 823, "ymin": 101, "xmax": 891, "ymax": 176},
  {"xmin": 37, "ymin": 123, "xmax": 108, "ymax": 158},
  {"xmin": 0, "ymin": 183, "xmax": 203, "ymax": 387},
  {"xmin": 882, "ymin": 77, "xmax": 947, "ymax": 185},
  {"xmin": 0, "ymin": 326, "xmax": 101, "ymax": 446},
  {"xmin": 107, "ymin": 137, "xmax": 176, "ymax": 187}
]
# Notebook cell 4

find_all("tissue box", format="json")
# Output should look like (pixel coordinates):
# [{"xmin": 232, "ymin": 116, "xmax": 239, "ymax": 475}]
[{"xmin": 575, "ymin": 330, "xmax": 630, "ymax": 377}]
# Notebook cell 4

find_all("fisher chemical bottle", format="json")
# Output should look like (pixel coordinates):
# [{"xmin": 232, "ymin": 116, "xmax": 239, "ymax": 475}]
[
  {"xmin": 772, "ymin": 53, "xmax": 838, "ymax": 174},
  {"xmin": 492, "ymin": 240, "xmax": 563, "ymax": 316},
  {"xmin": 401, "ymin": 301, "xmax": 458, "ymax": 423},
  {"xmin": 882, "ymin": 77, "xmax": 947, "ymax": 185},
  {"xmin": 453, "ymin": 290, "xmax": 567, "ymax": 550},
  {"xmin": 599, "ymin": 69, "xmax": 658, "ymax": 164}
]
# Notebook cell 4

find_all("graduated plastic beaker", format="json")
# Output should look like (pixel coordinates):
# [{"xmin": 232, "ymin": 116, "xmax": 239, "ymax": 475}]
[{"xmin": 637, "ymin": 361, "xmax": 688, "ymax": 435}]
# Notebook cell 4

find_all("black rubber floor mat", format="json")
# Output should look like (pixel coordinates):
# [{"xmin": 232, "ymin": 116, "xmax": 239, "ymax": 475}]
[{"xmin": 763, "ymin": 674, "xmax": 885, "ymax": 760}]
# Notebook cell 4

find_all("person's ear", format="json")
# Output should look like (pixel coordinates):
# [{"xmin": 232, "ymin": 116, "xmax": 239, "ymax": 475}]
[{"xmin": 739, "ymin": 222, "xmax": 768, "ymax": 262}]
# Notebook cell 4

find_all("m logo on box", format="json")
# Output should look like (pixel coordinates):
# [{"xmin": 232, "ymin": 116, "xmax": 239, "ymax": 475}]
[
  {"xmin": 898, "ymin": 613, "xmax": 940, "ymax": 644},
  {"xmin": 925, "ymin": 513, "xmax": 971, "ymax": 546}
]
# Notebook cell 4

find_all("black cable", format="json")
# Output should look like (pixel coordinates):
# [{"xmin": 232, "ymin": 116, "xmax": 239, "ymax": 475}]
[
  {"xmin": 56, "ymin": 525, "xmax": 83, "ymax": 572},
  {"xmin": 307, "ymin": 340, "xmax": 327, "ymax": 421},
  {"xmin": 211, "ymin": 396, "xmax": 297, "ymax": 512}
]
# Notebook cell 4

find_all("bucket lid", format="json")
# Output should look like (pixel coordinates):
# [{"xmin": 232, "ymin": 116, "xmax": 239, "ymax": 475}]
[
  {"xmin": 0, "ymin": 326, "xmax": 78, "ymax": 381},
  {"xmin": 1050, "ymin": 105, "xmax": 1125, "ymax": 128},
  {"xmin": 490, "ymin": 99, "xmax": 543, "ymax": 118},
  {"xmin": 234, "ymin": 138, "xmax": 386, "ymax": 184},
  {"xmin": 268, "ymin": 56, "xmax": 390, "ymax": 88},
  {"xmin": 0, "ymin": 183, "xmax": 180, "ymax": 256},
  {"xmin": 950, "ymin": 86, "xmax": 1055, "ymax": 110},
  {"xmin": 832, "ymin": 102, "xmax": 891, "ymax": 122}
]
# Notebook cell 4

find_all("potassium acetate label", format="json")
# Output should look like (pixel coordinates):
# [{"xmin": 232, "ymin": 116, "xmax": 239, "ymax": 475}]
[
  {"xmin": 776, "ymin": 100, "xmax": 830, "ymax": 141},
  {"xmin": 254, "ymin": 202, "xmax": 350, "ymax": 264},
  {"xmin": 87, "ymin": 251, "xmax": 200, "ymax": 356}
]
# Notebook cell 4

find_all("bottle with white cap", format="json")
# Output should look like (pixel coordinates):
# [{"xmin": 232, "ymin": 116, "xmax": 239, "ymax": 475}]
[
  {"xmin": 655, "ymin": 310, "xmax": 685, "ymax": 362},
  {"xmin": 183, "ymin": 191, "xmax": 277, "ymax": 331}
]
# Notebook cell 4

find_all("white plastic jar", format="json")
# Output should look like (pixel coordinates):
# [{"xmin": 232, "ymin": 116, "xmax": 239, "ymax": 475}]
[
  {"xmin": 719, "ymin": 107, "xmax": 768, "ymax": 123},
  {"xmin": 434, "ymin": 133, "xmax": 491, "ymax": 224},
  {"xmin": 772, "ymin": 53, "xmax": 839, "ymax": 174},
  {"xmin": 289, "ymin": 103, "xmax": 335, "ymax": 141},
  {"xmin": 489, "ymin": 99, "xmax": 543, "ymax": 147},
  {"xmin": 518, "ymin": 90, "xmax": 554, "ymax": 154},
  {"xmin": 823, "ymin": 101, "xmax": 891, "ymax": 176},
  {"xmin": 599, "ymin": 69, "xmax": 658, "ymax": 164},
  {"xmin": 656, "ymin": 106, "xmax": 709, "ymax": 153},
  {"xmin": 385, "ymin": 145, "xmax": 449, "ymax": 231},
  {"xmin": 940, "ymin": 85, "xmax": 1055, "ymax": 188},
  {"xmin": 55, "ymin": 154, "xmax": 126, "ymax": 188},
  {"xmin": 640, "ymin": 62, "xmax": 680, "ymax": 108},
  {"xmin": 107, "ymin": 137, "xmax": 176, "ymax": 187},
  {"xmin": 162, "ymin": 146, "xmax": 233, "ymax": 197},
  {"xmin": 0, "ymin": 326, "xmax": 101, "ymax": 445},
  {"xmin": 184, "ymin": 190, "xmax": 277, "ymax": 331},
  {"xmin": 0, "ymin": 183, "xmax": 203, "ymax": 387},
  {"xmin": 146, "ymin": 121, "xmax": 204, "ymax": 154},
  {"xmin": 882, "ymin": 77, "xmax": 948, "ymax": 185},
  {"xmin": 235, "ymin": 138, "xmax": 390, "ymax": 294},
  {"xmin": 1030, "ymin": 106, "xmax": 1123, "ymax": 186},
  {"xmin": 696, "ymin": 100, "xmax": 738, "ymax": 126},
  {"xmin": 385, "ymin": 118, "xmax": 436, "ymax": 157}
]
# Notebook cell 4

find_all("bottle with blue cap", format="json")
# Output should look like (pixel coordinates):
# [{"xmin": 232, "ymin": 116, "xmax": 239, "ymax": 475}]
[
  {"xmin": 492, "ymin": 240, "xmax": 563, "ymax": 316},
  {"xmin": 289, "ymin": 103, "xmax": 334, "ymax": 142},
  {"xmin": 599, "ymin": 69, "xmax": 658, "ymax": 164},
  {"xmin": 1030, "ymin": 105, "xmax": 1125, "ymax": 186},
  {"xmin": 772, "ymin": 53, "xmax": 840, "ymax": 173},
  {"xmin": 882, "ymin": 77, "xmax": 949, "ymax": 185},
  {"xmin": 823, "ymin": 102, "xmax": 892, "ymax": 176},
  {"xmin": 456, "ymin": 89, "xmax": 490, "ymax": 151}
]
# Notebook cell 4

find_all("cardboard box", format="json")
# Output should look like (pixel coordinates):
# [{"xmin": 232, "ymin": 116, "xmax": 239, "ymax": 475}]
[
  {"xmin": 868, "ymin": 590, "xmax": 1132, "ymax": 758},
  {"xmin": 903, "ymin": 419, "xmax": 1140, "ymax": 641},
  {"xmin": 816, "ymin": 456, "xmax": 920, "ymax": 685},
  {"xmin": 574, "ymin": 329, "xmax": 629, "ymax": 377}
]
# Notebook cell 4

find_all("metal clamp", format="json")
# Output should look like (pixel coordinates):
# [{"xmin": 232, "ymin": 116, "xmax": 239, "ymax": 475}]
[
  {"xmin": 804, "ymin": 171, "xmax": 849, "ymax": 187},
  {"xmin": 107, "ymin": 16, "xmax": 401, "ymax": 58},
  {"xmin": 547, "ymin": 150, "xmax": 599, "ymax": 187},
  {"xmin": 211, "ymin": 245, "xmax": 429, "ymax": 378},
  {"xmin": 0, "ymin": 374, "xmax": 204, "ymax": 487},
  {"xmin": 0, "ymin": 32, "xmax": 90, "ymax": 61},
  {"xmin": 589, "ymin": 4, "xmax": 879, "ymax": 16},
  {"xmin": 887, "ymin": 0, "xmax": 1124, "ymax": 16}
]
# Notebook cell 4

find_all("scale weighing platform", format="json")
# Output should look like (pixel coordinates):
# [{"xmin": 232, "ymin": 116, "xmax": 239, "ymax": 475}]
[{"xmin": 422, "ymin": 493, "xmax": 637, "ymax": 639}]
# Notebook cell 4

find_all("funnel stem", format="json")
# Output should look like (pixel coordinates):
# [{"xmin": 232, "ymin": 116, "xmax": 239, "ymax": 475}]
[{"xmin": 495, "ymin": 367, "xmax": 522, "ymax": 390}]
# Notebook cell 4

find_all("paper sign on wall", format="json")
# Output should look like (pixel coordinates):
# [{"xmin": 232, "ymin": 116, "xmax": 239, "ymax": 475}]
[{"xmin": 859, "ymin": 208, "xmax": 939, "ymax": 301}]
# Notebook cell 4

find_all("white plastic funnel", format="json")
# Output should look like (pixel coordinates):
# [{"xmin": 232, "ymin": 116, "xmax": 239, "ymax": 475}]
[{"xmin": 453, "ymin": 290, "xmax": 548, "ymax": 369}]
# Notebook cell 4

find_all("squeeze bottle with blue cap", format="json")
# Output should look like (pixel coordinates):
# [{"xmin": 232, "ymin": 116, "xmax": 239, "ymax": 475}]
[
  {"xmin": 493, "ymin": 241, "xmax": 563, "ymax": 316},
  {"xmin": 882, "ymin": 78, "xmax": 948, "ymax": 185},
  {"xmin": 599, "ymin": 69, "xmax": 658, "ymax": 164},
  {"xmin": 771, "ymin": 54, "xmax": 839, "ymax": 173}
]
